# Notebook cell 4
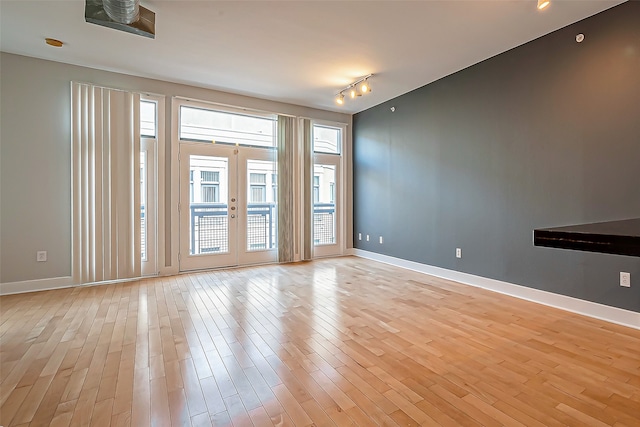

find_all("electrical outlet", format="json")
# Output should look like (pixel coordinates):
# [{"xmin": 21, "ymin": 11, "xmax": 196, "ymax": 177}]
[
  {"xmin": 358, "ymin": 233, "xmax": 362, "ymax": 241},
  {"xmin": 37, "ymin": 251, "xmax": 47, "ymax": 262},
  {"xmin": 379, "ymin": 236, "xmax": 384, "ymax": 244},
  {"xmin": 366, "ymin": 235, "xmax": 370, "ymax": 242},
  {"xmin": 620, "ymin": 272, "xmax": 630, "ymax": 288},
  {"xmin": 456, "ymin": 248, "xmax": 462, "ymax": 259}
]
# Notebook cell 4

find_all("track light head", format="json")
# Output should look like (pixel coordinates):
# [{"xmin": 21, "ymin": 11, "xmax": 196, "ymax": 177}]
[
  {"xmin": 350, "ymin": 87, "xmax": 357, "ymax": 99},
  {"xmin": 360, "ymin": 79, "xmax": 370, "ymax": 93},
  {"xmin": 336, "ymin": 93, "xmax": 345, "ymax": 105},
  {"xmin": 537, "ymin": 0, "xmax": 550, "ymax": 10}
]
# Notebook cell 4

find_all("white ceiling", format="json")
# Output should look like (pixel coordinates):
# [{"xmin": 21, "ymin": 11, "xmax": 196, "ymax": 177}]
[{"xmin": 0, "ymin": 0, "xmax": 625, "ymax": 114}]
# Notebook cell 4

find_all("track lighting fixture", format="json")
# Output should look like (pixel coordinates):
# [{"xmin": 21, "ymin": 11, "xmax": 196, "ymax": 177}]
[
  {"xmin": 537, "ymin": 0, "xmax": 550, "ymax": 10},
  {"xmin": 334, "ymin": 74, "xmax": 373, "ymax": 106},
  {"xmin": 360, "ymin": 79, "xmax": 370, "ymax": 93}
]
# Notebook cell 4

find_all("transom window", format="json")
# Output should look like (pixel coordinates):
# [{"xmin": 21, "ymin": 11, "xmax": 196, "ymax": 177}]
[
  {"xmin": 180, "ymin": 105, "xmax": 276, "ymax": 147},
  {"xmin": 140, "ymin": 100, "xmax": 157, "ymax": 137},
  {"xmin": 313, "ymin": 124, "xmax": 341, "ymax": 154}
]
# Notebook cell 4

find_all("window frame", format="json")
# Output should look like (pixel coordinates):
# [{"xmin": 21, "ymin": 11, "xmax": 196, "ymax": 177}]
[{"xmin": 311, "ymin": 120, "xmax": 347, "ymax": 257}]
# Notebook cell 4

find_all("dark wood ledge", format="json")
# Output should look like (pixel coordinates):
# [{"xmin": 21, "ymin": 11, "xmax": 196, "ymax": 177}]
[{"xmin": 534, "ymin": 218, "xmax": 640, "ymax": 257}]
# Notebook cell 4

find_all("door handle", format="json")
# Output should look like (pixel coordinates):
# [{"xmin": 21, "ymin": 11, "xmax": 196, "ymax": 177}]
[
  {"xmin": 231, "ymin": 214, "xmax": 236, "ymax": 219},
  {"xmin": 231, "ymin": 206, "xmax": 236, "ymax": 211}
]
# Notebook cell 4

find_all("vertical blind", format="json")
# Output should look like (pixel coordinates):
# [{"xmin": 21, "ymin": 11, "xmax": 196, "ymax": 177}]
[
  {"xmin": 277, "ymin": 115, "xmax": 295, "ymax": 263},
  {"xmin": 71, "ymin": 82, "xmax": 141, "ymax": 284},
  {"xmin": 301, "ymin": 118, "xmax": 314, "ymax": 261}
]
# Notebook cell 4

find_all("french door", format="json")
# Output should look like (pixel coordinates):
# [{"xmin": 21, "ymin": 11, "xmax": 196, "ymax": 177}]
[
  {"xmin": 179, "ymin": 143, "xmax": 277, "ymax": 271},
  {"xmin": 312, "ymin": 122, "xmax": 344, "ymax": 258}
]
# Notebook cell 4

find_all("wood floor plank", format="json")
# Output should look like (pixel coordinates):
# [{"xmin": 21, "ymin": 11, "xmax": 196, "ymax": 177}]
[
  {"xmin": 0, "ymin": 385, "xmax": 31, "ymax": 426},
  {"xmin": 0, "ymin": 257, "xmax": 639, "ymax": 427},
  {"xmin": 130, "ymin": 366, "xmax": 150, "ymax": 427},
  {"xmin": 29, "ymin": 368, "xmax": 73, "ymax": 426},
  {"xmin": 149, "ymin": 377, "xmax": 171, "ymax": 427},
  {"xmin": 167, "ymin": 388, "xmax": 191, "ymax": 427},
  {"xmin": 247, "ymin": 405, "xmax": 274, "ymax": 427},
  {"xmin": 222, "ymin": 393, "xmax": 252, "ymax": 427}
]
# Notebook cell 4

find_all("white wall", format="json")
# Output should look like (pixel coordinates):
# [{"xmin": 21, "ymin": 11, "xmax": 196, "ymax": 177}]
[{"xmin": 0, "ymin": 52, "xmax": 352, "ymax": 285}]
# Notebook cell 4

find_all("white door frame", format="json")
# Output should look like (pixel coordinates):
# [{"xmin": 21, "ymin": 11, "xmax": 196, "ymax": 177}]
[
  {"xmin": 140, "ymin": 93, "xmax": 165, "ymax": 277},
  {"xmin": 312, "ymin": 121, "xmax": 346, "ymax": 258}
]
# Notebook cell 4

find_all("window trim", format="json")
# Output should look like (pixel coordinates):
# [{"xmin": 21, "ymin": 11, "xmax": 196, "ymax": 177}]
[{"xmin": 310, "ymin": 119, "xmax": 347, "ymax": 258}]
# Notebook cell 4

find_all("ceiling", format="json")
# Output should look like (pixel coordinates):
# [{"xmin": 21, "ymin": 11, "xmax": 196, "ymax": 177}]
[{"xmin": 0, "ymin": 0, "xmax": 625, "ymax": 114}]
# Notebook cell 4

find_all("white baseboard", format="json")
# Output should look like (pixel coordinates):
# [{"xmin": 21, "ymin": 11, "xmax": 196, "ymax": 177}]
[
  {"xmin": 0, "ymin": 276, "xmax": 74, "ymax": 296},
  {"xmin": 349, "ymin": 249, "xmax": 640, "ymax": 330}
]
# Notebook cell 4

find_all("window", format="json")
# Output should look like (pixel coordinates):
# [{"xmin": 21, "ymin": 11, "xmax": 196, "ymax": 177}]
[
  {"xmin": 201, "ymin": 170, "xmax": 220, "ymax": 203},
  {"xmin": 313, "ymin": 125, "xmax": 341, "ymax": 154},
  {"xmin": 313, "ymin": 164, "xmax": 337, "ymax": 247},
  {"xmin": 190, "ymin": 170, "xmax": 194, "ymax": 202},
  {"xmin": 313, "ymin": 175, "xmax": 320, "ymax": 203},
  {"xmin": 271, "ymin": 173, "xmax": 278, "ymax": 202},
  {"xmin": 140, "ymin": 100, "xmax": 156, "ymax": 137},
  {"xmin": 249, "ymin": 173, "xmax": 266, "ymax": 203},
  {"xmin": 179, "ymin": 105, "xmax": 276, "ymax": 147}
]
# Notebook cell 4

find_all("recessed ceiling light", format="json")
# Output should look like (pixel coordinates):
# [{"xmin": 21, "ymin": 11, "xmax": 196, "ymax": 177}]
[{"xmin": 45, "ymin": 38, "xmax": 64, "ymax": 47}]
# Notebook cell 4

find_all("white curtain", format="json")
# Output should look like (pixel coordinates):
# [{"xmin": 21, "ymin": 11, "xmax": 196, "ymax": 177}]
[
  {"xmin": 277, "ymin": 116, "xmax": 295, "ymax": 263},
  {"xmin": 301, "ymin": 118, "xmax": 314, "ymax": 261},
  {"xmin": 71, "ymin": 82, "xmax": 141, "ymax": 284}
]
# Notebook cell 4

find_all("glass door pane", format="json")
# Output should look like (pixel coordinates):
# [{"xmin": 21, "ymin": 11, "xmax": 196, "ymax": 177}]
[
  {"xmin": 313, "ymin": 164, "xmax": 336, "ymax": 246},
  {"xmin": 189, "ymin": 155, "xmax": 229, "ymax": 255},
  {"xmin": 180, "ymin": 144, "xmax": 237, "ymax": 271},
  {"xmin": 246, "ymin": 160, "xmax": 277, "ymax": 252},
  {"xmin": 140, "ymin": 151, "xmax": 147, "ymax": 261},
  {"xmin": 141, "ymin": 138, "xmax": 157, "ymax": 276}
]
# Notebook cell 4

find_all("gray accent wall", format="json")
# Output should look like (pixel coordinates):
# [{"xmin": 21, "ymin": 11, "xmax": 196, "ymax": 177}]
[{"xmin": 353, "ymin": 1, "xmax": 640, "ymax": 312}]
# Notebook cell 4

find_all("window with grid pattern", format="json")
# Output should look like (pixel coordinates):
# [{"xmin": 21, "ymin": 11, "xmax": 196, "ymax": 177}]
[
  {"xmin": 201, "ymin": 171, "xmax": 220, "ymax": 203},
  {"xmin": 250, "ymin": 173, "xmax": 266, "ymax": 203}
]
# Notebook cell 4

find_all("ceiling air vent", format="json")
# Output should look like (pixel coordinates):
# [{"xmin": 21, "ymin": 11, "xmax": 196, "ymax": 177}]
[{"xmin": 85, "ymin": 0, "xmax": 155, "ymax": 39}]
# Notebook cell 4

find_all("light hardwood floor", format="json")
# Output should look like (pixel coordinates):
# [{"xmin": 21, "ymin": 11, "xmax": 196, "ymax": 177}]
[{"xmin": 1, "ymin": 257, "xmax": 639, "ymax": 426}]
